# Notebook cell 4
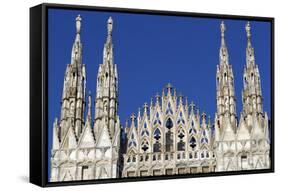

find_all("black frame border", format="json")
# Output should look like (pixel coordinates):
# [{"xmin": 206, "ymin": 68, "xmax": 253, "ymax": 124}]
[{"xmin": 30, "ymin": 3, "xmax": 275, "ymax": 187}]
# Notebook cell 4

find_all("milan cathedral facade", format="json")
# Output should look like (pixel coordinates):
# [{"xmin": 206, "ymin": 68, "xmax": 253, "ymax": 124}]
[{"xmin": 50, "ymin": 15, "xmax": 270, "ymax": 182}]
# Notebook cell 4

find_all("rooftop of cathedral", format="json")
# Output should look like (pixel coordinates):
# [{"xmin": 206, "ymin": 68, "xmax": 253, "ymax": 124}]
[{"xmin": 124, "ymin": 83, "xmax": 212, "ymax": 128}]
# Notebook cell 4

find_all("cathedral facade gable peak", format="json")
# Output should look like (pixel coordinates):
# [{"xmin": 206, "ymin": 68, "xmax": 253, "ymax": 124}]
[
  {"xmin": 127, "ymin": 127, "xmax": 138, "ymax": 150},
  {"xmin": 237, "ymin": 114, "xmax": 251, "ymax": 140},
  {"xmin": 220, "ymin": 115, "xmax": 236, "ymax": 141},
  {"xmin": 77, "ymin": 124, "xmax": 95, "ymax": 148},
  {"xmin": 250, "ymin": 115, "xmax": 264, "ymax": 139},
  {"xmin": 96, "ymin": 125, "xmax": 112, "ymax": 148},
  {"xmin": 60, "ymin": 124, "xmax": 78, "ymax": 149}
]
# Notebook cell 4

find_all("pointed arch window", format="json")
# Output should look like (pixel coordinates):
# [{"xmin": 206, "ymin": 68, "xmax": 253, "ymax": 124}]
[
  {"xmin": 201, "ymin": 152, "xmax": 204, "ymax": 158},
  {"xmin": 189, "ymin": 136, "xmax": 197, "ymax": 150},
  {"xmin": 69, "ymin": 101, "xmax": 75, "ymax": 116},
  {"xmin": 201, "ymin": 138, "xmax": 208, "ymax": 144},
  {"xmin": 177, "ymin": 128, "xmax": 185, "ymax": 151},
  {"xmin": 153, "ymin": 128, "xmax": 161, "ymax": 152},
  {"xmin": 189, "ymin": 120, "xmax": 197, "ymax": 134},
  {"xmin": 132, "ymin": 156, "xmax": 136, "ymax": 162},
  {"xmin": 165, "ymin": 118, "xmax": 174, "ymax": 152},
  {"xmin": 166, "ymin": 102, "xmax": 173, "ymax": 115},
  {"xmin": 166, "ymin": 118, "xmax": 173, "ymax": 129},
  {"xmin": 128, "ymin": 133, "xmax": 137, "ymax": 148},
  {"xmin": 141, "ymin": 139, "xmax": 149, "ymax": 152},
  {"xmin": 144, "ymin": 122, "xmax": 147, "ymax": 129},
  {"xmin": 141, "ymin": 130, "xmax": 149, "ymax": 136},
  {"xmin": 177, "ymin": 112, "xmax": 185, "ymax": 124},
  {"xmin": 201, "ymin": 130, "xmax": 209, "ymax": 143},
  {"xmin": 128, "ymin": 141, "xmax": 136, "ymax": 148},
  {"xmin": 153, "ymin": 112, "xmax": 162, "ymax": 125},
  {"xmin": 141, "ymin": 122, "xmax": 149, "ymax": 136}
]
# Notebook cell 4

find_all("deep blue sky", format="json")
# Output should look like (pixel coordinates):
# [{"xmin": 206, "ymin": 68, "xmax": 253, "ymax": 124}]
[{"xmin": 47, "ymin": 8, "xmax": 271, "ymax": 179}]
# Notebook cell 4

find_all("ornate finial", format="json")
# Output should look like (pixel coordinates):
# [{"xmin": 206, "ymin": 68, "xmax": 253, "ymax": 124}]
[
  {"xmin": 190, "ymin": 101, "xmax": 195, "ymax": 112},
  {"xmin": 130, "ymin": 113, "xmax": 136, "ymax": 121},
  {"xmin": 107, "ymin": 17, "xmax": 113, "ymax": 36},
  {"xmin": 76, "ymin": 15, "xmax": 82, "ymax": 34},
  {"xmin": 246, "ymin": 22, "xmax": 251, "ymax": 38},
  {"xmin": 220, "ymin": 21, "xmax": 225, "ymax": 37},
  {"xmin": 178, "ymin": 93, "xmax": 183, "ymax": 103},
  {"xmin": 201, "ymin": 112, "xmax": 207, "ymax": 125},
  {"xmin": 166, "ymin": 83, "xmax": 173, "ymax": 89},
  {"xmin": 219, "ymin": 21, "xmax": 229, "ymax": 65},
  {"xmin": 202, "ymin": 112, "xmax": 207, "ymax": 119},
  {"xmin": 138, "ymin": 107, "xmax": 141, "ymax": 117},
  {"xmin": 166, "ymin": 83, "xmax": 173, "ymax": 94},
  {"xmin": 144, "ymin": 102, "xmax": 148, "ymax": 108},
  {"xmin": 143, "ymin": 103, "xmax": 148, "ymax": 113},
  {"xmin": 155, "ymin": 93, "xmax": 160, "ymax": 103},
  {"xmin": 87, "ymin": 91, "xmax": 92, "ymax": 118}
]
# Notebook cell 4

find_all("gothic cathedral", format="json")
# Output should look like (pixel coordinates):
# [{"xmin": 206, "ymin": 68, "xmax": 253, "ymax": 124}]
[
  {"xmin": 50, "ymin": 15, "xmax": 270, "ymax": 181},
  {"xmin": 50, "ymin": 16, "xmax": 120, "ymax": 181}
]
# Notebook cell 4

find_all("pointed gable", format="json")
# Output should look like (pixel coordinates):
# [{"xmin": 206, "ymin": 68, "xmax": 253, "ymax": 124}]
[
  {"xmin": 78, "ymin": 125, "xmax": 95, "ymax": 148},
  {"xmin": 96, "ymin": 124, "xmax": 112, "ymax": 148},
  {"xmin": 61, "ymin": 121, "xmax": 77, "ymax": 149},
  {"xmin": 127, "ymin": 124, "xmax": 138, "ymax": 150},
  {"xmin": 237, "ymin": 114, "xmax": 250, "ymax": 140},
  {"xmin": 221, "ymin": 115, "xmax": 236, "ymax": 142}
]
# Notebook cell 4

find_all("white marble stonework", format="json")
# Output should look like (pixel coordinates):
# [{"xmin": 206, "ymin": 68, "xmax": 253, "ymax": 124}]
[
  {"xmin": 50, "ymin": 16, "xmax": 120, "ymax": 182},
  {"xmin": 214, "ymin": 22, "xmax": 270, "ymax": 172},
  {"xmin": 50, "ymin": 17, "xmax": 270, "ymax": 182}
]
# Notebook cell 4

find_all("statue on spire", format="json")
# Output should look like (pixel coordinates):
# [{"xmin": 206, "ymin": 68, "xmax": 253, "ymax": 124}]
[
  {"xmin": 76, "ymin": 15, "xmax": 82, "ymax": 34},
  {"xmin": 107, "ymin": 17, "xmax": 113, "ymax": 36},
  {"xmin": 220, "ymin": 21, "xmax": 225, "ymax": 38},
  {"xmin": 246, "ymin": 21, "xmax": 251, "ymax": 38},
  {"xmin": 87, "ymin": 91, "xmax": 92, "ymax": 119},
  {"xmin": 219, "ymin": 21, "xmax": 229, "ymax": 65},
  {"xmin": 245, "ymin": 21, "xmax": 253, "ymax": 49}
]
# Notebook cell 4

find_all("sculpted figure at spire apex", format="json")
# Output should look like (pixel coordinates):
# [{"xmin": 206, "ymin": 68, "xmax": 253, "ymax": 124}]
[
  {"xmin": 246, "ymin": 22, "xmax": 251, "ymax": 38},
  {"xmin": 107, "ymin": 16, "xmax": 113, "ymax": 36},
  {"xmin": 166, "ymin": 82, "xmax": 173, "ymax": 90},
  {"xmin": 130, "ymin": 113, "xmax": 136, "ymax": 122},
  {"xmin": 220, "ymin": 21, "xmax": 225, "ymax": 38},
  {"xmin": 76, "ymin": 15, "xmax": 82, "ymax": 34}
]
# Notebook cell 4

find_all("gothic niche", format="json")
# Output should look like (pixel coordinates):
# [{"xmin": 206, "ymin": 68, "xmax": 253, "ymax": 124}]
[{"xmin": 165, "ymin": 118, "xmax": 174, "ymax": 152}]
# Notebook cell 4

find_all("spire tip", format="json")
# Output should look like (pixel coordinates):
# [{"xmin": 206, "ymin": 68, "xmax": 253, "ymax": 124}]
[
  {"xmin": 246, "ymin": 21, "xmax": 251, "ymax": 38},
  {"xmin": 107, "ymin": 16, "xmax": 113, "ymax": 35},
  {"xmin": 220, "ymin": 21, "xmax": 226, "ymax": 37},
  {"xmin": 75, "ymin": 15, "xmax": 82, "ymax": 34}
]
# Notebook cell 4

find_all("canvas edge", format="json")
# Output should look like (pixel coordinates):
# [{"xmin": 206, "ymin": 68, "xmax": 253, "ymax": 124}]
[{"xmin": 29, "ymin": 3, "xmax": 275, "ymax": 188}]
